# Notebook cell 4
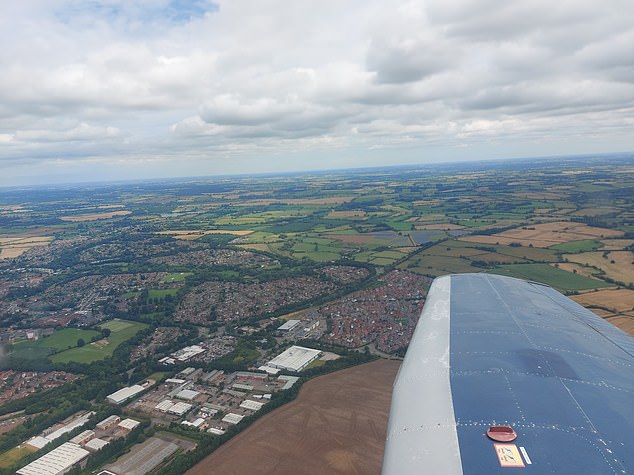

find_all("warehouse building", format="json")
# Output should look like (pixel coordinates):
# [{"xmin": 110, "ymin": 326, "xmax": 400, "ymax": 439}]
[
  {"xmin": 267, "ymin": 345, "xmax": 321, "ymax": 372},
  {"xmin": 70, "ymin": 430, "xmax": 95, "ymax": 445},
  {"xmin": 96, "ymin": 415, "xmax": 120, "ymax": 431},
  {"xmin": 103, "ymin": 437, "xmax": 178, "ymax": 475},
  {"xmin": 222, "ymin": 413, "xmax": 244, "ymax": 425},
  {"xmin": 106, "ymin": 384, "xmax": 144, "ymax": 404},
  {"xmin": 175, "ymin": 389, "xmax": 200, "ymax": 401},
  {"xmin": 240, "ymin": 400, "xmax": 264, "ymax": 411},
  {"xmin": 118, "ymin": 418, "xmax": 140, "ymax": 432},
  {"xmin": 17, "ymin": 442, "xmax": 89, "ymax": 475},
  {"xmin": 277, "ymin": 319, "xmax": 300, "ymax": 332},
  {"xmin": 85, "ymin": 438, "xmax": 109, "ymax": 452},
  {"xmin": 25, "ymin": 411, "xmax": 94, "ymax": 450}
]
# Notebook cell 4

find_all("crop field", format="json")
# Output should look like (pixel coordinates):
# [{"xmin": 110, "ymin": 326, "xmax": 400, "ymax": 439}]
[
  {"xmin": 60, "ymin": 210, "xmax": 131, "ymax": 221},
  {"xmin": 157, "ymin": 229, "xmax": 253, "ymax": 240},
  {"xmin": 571, "ymin": 289, "xmax": 634, "ymax": 313},
  {"xmin": 0, "ymin": 235, "xmax": 53, "ymax": 259},
  {"xmin": 564, "ymin": 251, "xmax": 634, "ymax": 285},
  {"xmin": 490, "ymin": 263, "xmax": 611, "ymax": 291},
  {"xmin": 599, "ymin": 239, "xmax": 634, "ymax": 251},
  {"xmin": 187, "ymin": 359, "xmax": 400, "ymax": 475},
  {"xmin": 50, "ymin": 320, "xmax": 147, "ymax": 364},
  {"xmin": 550, "ymin": 240, "xmax": 603, "ymax": 252},
  {"xmin": 214, "ymin": 210, "xmax": 309, "ymax": 226},
  {"xmin": 605, "ymin": 316, "xmax": 634, "ymax": 335},
  {"xmin": 461, "ymin": 222, "xmax": 623, "ymax": 248}
]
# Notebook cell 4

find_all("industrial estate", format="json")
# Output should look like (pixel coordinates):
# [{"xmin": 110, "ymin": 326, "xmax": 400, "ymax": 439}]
[{"xmin": 0, "ymin": 156, "xmax": 633, "ymax": 474}]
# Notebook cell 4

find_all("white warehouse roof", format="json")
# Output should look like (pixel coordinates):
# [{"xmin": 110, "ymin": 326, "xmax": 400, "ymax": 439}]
[
  {"xmin": 267, "ymin": 345, "xmax": 321, "ymax": 372},
  {"xmin": 240, "ymin": 400, "xmax": 264, "ymax": 411},
  {"xmin": 17, "ymin": 442, "xmax": 89, "ymax": 475},
  {"xmin": 169, "ymin": 402, "xmax": 193, "ymax": 416},
  {"xmin": 106, "ymin": 384, "xmax": 144, "ymax": 404},
  {"xmin": 85, "ymin": 438, "xmax": 109, "ymax": 452},
  {"xmin": 277, "ymin": 319, "xmax": 300, "ymax": 331},
  {"xmin": 118, "ymin": 418, "xmax": 140, "ymax": 431},
  {"xmin": 176, "ymin": 389, "xmax": 200, "ymax": 401},
  {"xmin": 222, "ymin": 413, "xmax": 244, "ymax": 425}
]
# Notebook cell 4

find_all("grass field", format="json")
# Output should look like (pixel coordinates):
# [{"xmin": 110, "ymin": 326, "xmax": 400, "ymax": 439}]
[
  {"xmin": 400, "ymin": 254, "xmax": 481, "ymax": 277},
  {"xmin": 550, "ymin": 240, "xmax": 602, "ymax": 252},
  {"xmin": 147, "ymin": 288, "xmax": 179, "ymax": 300},
  {"xmin": 0, "ymin": 446, "xmax": 35, "ymax": 469},
  {"xmin": 162, "ymin": 272, "xmax": 192, "ymax": 283},
  {"xmin": 490, "ymin": 264, "xmax": 611, "ymax": 291},
  {"xmin": 50, "ymin": 320, "xmax": 148, "ymax": 364},
  {"xmin": 11, "ymin": 328, "xmax": 100, "ymax": 360}
]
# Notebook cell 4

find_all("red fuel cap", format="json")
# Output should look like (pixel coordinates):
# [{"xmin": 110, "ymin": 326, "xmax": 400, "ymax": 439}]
[{"xmin": 487, "ymin": 425, "xmax": 517, "ymax": 442}]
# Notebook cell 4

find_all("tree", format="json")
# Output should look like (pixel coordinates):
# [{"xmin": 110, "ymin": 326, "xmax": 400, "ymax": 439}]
[
  {"xmin": 77, "ymin": 338, "xmax": 85, "ymax": 347},
  {"xmin": 102, "ymin": 328, "xmax": 111, "ymax": 338}
]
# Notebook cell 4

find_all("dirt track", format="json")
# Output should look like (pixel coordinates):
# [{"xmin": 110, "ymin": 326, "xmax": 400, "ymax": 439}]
[{"xmin": 186, "ymin": 359, "xmax": 400, "ymax": 475}]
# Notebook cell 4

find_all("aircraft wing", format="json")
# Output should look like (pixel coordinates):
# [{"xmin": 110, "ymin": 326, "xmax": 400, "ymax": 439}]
[{"xmin": 382, "ymin": 273, "xmax": 634, "ymax": 474}]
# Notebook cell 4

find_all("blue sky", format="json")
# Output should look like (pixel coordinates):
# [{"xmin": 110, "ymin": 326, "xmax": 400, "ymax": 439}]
[{"xmin": 1, "ymin": 0, "xmax": 633, "ymax": 185}]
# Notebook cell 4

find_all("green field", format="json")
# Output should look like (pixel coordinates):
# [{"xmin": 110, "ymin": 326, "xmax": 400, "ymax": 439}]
[
  {"xmin": 400, "ymin": 254, "xmax": 481, "ymax": 276},
  {"xmin": 147, "ymin": 288, "xmax": 179, "ymax": 300},
  {"xmin": 11, "ymin": 328, "xmax": 100, "ymax": 360},
  {"xmin": 490, "ymin": 264, "xmax": 611, "ymax": 291},
  {"xmin": 50, "ymin": 320, "xmax": 148, "ymax": 364},
  {"xmin": 0, "ymin": 446, "xmax": 35, "ymax": 469},
  {"xmin": 162, "ymin": 272, "xmax": 192, "ymax": 283},
  {"xmin": 549, "ymin": 240, "xmax": 603, "ymax": 253}
]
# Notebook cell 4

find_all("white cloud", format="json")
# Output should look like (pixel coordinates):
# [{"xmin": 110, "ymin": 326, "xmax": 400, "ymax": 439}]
[{"xmin": 1, "ymin": 0, "xmax": 633, "ymax": 185}]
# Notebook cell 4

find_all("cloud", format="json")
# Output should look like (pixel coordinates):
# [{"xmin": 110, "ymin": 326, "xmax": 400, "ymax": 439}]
[{"xmin": 1, "ymin": 0, "xmax": 634, "ymax": 184}]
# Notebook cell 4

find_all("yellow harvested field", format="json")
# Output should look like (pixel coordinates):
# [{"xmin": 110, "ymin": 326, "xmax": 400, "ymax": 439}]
[
  {"xmin": 460, "ymin": 221, "xmax": 623, "ymax": 248},
  {"xmin": 572, "ymin": 289, "xmax": 634, "ymax": 313},
  {"xmin": 590, "ymin": 309, "xmax": 617, "ymax": 318},
  {"xmin": 600, "ymin": 239, "xmax": 634, "ymax": 251},
  {"xmin": 0, "ymin": 236, "xmax": 53, "ymax": 259},
  {"xmin": 412, "ymin": 200, "xmax": 440, "ymax": 206},
  {"xmin": 605, "ymin": 316, "xmax": 634, "ymax": 336},
  {"xmin": 571, "ymin": 207, "xmax": 619, "ymax": 217},
  {"xmin": 556, "ymin": 262, "xmax": 597, "ymax": 279},
  {"xmin": 61, "ymin": 210, "xmax": 131, "ymax": 221},
  {"xmin": 158, "ymin": 229, "xmax": 253, "ymax": 240},
  {"xmin": 565, "ymin": 251, "xmax": 634, "ymax": 285}
]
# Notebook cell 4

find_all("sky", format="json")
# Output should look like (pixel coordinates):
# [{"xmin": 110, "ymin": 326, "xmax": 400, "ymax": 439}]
[{"xmin": 1, "ymin": 0, "xmax": 633, "ymax": 186}]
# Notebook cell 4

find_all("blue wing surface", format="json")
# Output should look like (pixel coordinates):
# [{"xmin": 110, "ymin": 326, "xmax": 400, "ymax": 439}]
[{"xmin": 382, "ymin": 273, "xmax": 633, "ymax": 474}]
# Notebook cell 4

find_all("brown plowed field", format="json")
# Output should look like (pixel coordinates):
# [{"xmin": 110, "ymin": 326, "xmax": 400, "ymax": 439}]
[{"xmin": 187, "ymin": 359, "xmax": 400, "ymax": 475}]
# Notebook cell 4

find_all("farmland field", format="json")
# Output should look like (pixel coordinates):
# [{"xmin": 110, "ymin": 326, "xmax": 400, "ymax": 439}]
[
  {"xmin": 461, "ymin": 222, "xmax": 623, "ymax": 248},
  {"xmin": 571, "ymin": 289, "xmax": 634, "ymax": 313},
  {"xmin": 564, "ymin": 251, "xmax": 634, "ymax": 285},
  {"xmin": 550, "ymin": 240, "xmax": 603, "ymax": 252},
  {"xmin": 490, "ymin": 264, "xmax": 611, "ymax": 291}
]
